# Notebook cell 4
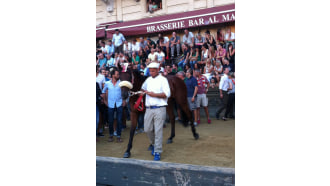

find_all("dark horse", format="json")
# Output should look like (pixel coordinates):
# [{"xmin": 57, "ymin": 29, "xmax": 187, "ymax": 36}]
[{"xmin": 118, "ymin": 66, "xmax": 199, "ymax": 158}]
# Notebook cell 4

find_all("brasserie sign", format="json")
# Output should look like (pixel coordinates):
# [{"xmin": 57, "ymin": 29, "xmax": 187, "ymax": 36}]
[{"xmin": 146, "ymin": 12, "xmax": 235, "ymax": 33}]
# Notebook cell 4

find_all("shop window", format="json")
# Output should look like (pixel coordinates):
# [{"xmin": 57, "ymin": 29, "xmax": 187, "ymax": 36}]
[{"xmin": 146, "ymin": 0, "xmax": 162, "ymax": 13}]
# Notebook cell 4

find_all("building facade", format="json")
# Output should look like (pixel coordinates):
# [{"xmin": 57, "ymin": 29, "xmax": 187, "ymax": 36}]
[
  {"xmin": 97, "ymin": 0, "xmax": 235, "ymax": 25},
  {"xmin": 96, "ymin": 0, "xmax": 235, "ymax": 46}
]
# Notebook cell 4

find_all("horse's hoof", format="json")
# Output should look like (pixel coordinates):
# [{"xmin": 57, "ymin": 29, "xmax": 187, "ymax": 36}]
[
  {"xmin": 194, "ymin": 133, "xmax": 199, "ymax": 140},
  {"xmin": 167, "ymin": 139, "xmax": 173, "ymax": 144},
  {"xmin": 123, "ymin": 152, "xmax": 131, "ymax": 158}
]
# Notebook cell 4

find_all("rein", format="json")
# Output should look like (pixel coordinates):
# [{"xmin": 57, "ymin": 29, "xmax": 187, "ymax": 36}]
[{"xmin": 128, "ymin": 90, "xmax": 145, "ymax": 97}]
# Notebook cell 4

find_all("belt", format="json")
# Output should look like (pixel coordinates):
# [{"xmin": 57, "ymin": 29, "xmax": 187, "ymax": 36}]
[{"xmin": 146, "ymin": 106, "xmax": 166, "ymax": 109}]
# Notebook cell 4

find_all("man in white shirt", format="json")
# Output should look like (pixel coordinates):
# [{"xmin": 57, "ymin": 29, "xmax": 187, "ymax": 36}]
[
  {"xmin": 216, "ymin": 67, "xmax": 231, "ymax": 120},
  {"xmin": 182, "ymin": 28, "xmax": 195, "ymax": 47},
  {"xmin": 123, "ymin": 40, "xmax": 131, "ymax": 57},
  {"xmin": 112, "ymin": 29, "xmax": 126, "ymax": 54},
  {"xmin": 147, "ymin": 48, "xmax": 157, "ymax": 63},
  {"xmin": 131, "ymin": 39, "xmax": 140, "ymax": 54},
  {"xmin": 156, "ymin": 46, "xmax": 165, "ymax": 65},
  {"xmin": 100, "ymin": 41, "xmax": 107, "ymax": 54},
  {"xmin": 141, "ymin": 62, "xmax": 171, "ymax": 161}
]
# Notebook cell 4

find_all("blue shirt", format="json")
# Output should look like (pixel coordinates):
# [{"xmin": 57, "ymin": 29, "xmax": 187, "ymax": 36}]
[
  {"xmin": 106, "ymin": 44, "xmax": 114, "ymax": 54},
  {"xmin": 228, "ymin": 79, "xmax": 235, "ymax": 94},
  {"xmin": 185, "ymin": 76, "xmax": 198, "ymax": 97},
  {"xmin": 106, "ymin": 58, "xmax": 115, "ymax": 67},
  {"xmin": 102, "ymin": 80, "xmax": 122, "ymax": 108},
  {"xmin": 112, "ymin": 33, "xmax": 126, "ymax": 47},
  {"xmin": 144, "ymin": 68, "xmax": 150, "ymax": 77},
  {"xmin": 99, "ymin": 58, "xmax": 107, "ymax": 67}
]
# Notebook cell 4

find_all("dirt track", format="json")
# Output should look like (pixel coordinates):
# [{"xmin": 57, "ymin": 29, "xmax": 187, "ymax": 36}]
[{"xmin": 96, "ymin": 118, "xmax": 235, "ymax": 168}]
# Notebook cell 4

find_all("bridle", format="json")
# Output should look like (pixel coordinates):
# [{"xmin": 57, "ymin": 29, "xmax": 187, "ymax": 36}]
[{"xmin": 120, "ymin": 70, "xmax": 145, "ymax": 98}]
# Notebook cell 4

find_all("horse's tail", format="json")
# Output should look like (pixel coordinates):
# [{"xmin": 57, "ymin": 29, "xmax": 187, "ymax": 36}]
[{"xmin": 167, "ymin": 75, "xmax": 191, "ymax": 125}]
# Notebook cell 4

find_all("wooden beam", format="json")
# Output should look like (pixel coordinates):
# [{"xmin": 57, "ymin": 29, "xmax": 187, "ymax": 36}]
[{"xmin": 97, "ymin": 156, "xmax": 235, "ymax": 185}]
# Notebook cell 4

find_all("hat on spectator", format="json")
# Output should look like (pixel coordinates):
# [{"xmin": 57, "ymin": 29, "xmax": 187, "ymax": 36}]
[
  {"xmin": 115, "ymin": 29, "xmax": 119, "ymax": 31},
  {"xmin": 140, "ymin": 69, "xmax": 144, "ymax": 72},
  {"xmin": 147, "ymin": 62, "xmax": 160, "ymax": 69}
]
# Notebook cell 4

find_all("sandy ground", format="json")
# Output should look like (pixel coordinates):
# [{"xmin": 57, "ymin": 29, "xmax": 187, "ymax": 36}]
[{"xmin": 96, "ymin": 118, "xmax": 235, "ymax": 168}]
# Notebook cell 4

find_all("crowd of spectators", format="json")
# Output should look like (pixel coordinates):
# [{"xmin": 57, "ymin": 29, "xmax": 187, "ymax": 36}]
[{"xmin": 96, "ymin": 27, "xmax": 235, "ymax": 141}]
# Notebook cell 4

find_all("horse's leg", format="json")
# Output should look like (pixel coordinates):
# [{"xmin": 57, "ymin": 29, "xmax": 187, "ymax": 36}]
[
  {"xmin": 167, "ymin": 98, "xmax": 176, "ymax": 144},
  {"xmin": 177, "ymin": 97, "xmax": 199, "ymax": 140},
  {"xmin": 123, "ymin": 110, "xmax": 137, "ymax": 158},
  {"xmin": 122, "ymin": 108, "xmax": 127, "ymax": 128}
]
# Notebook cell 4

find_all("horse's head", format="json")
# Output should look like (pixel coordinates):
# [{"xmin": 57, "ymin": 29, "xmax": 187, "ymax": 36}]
[{"xmin": 119, "ymin": 69, "xmax": 133, "ymax": 100}]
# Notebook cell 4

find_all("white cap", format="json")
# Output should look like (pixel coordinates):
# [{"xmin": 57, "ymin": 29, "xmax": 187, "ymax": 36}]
[{"xmin": 147, "ymin": 62, "xmax": 159, "ymax": 69}]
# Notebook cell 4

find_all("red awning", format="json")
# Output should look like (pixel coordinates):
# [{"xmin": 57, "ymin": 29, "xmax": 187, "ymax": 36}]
[
  {"xmin": 106, "ymin": 3, "xmax": 234, "ymax": 37},
  {"xmin": 96, "ymin": 27, "xmax": 105, "ymax": 39},
  {"xmin": 98, "ymin": 21, "xmax": 121, "ymax": 27}
]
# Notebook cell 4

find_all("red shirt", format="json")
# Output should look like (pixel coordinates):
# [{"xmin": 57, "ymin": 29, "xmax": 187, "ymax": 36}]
[{"xmin": 196, "ymin": 75, "xmax": 209, "ymax": 94}]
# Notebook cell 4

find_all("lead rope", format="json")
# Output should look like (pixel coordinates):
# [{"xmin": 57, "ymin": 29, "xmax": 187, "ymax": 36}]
[{"xmin": 129, "ymin": 90, "xmax": 145, "ymax": 97}]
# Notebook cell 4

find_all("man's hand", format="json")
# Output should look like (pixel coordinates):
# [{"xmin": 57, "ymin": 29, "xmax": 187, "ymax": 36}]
[
  {"xmin": 122, "ymin": 100, "xmax": 127, "ymax": 107},
  {"xmin": 145, "ymin": 91, "xmax": 156, "ymax": 97},
  {"xmin": 220, "ymin": 93, "xmax": 223, "ymax": 99},
  {"xmin": 191, "ymin": 97, "xmax": 195, "ymax": 102}
]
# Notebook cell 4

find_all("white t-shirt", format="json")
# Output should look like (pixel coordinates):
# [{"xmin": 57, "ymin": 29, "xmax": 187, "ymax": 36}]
[
  {"xmin": 157, "ymin": 52, "xmax": 165, "ymax": 62},
  {"xmin": 101, "ymin": 47, "xmax": 107, "ymax": 53},
  {"xmin": 123, "ymin": 42, "xmax": 131, "ymax": 52},
  {"xmin": 148, "ymin": 53, "xmax": 157, "ymax": 62},
  {"xmin": 225, "ymin": 32, "xmax": 235, "ymax": 40},
  {"xmin": 163, "ymin": 36, "xmax": 169, "ymax": 44},
  {"xmin": 219, "ymin": 74, "xmax": 230, "ymax": 91},
  {"xmin": 131, "ymin": 42, "xmax": 140, "ymax": 52},
  {"xmin": 182, "ymin": 32, "xmax": 194, "ymax": 45},
  {"xmin": 142, "ymin": 74, "xmax": 171, "ymax": 107},
  {"xmin": 116, "ymin": 56, "xmax": 125, "ymax": 63},
  {"xmin": 96, "ymin": 73, "xmax": 105, "ymax": 90}
]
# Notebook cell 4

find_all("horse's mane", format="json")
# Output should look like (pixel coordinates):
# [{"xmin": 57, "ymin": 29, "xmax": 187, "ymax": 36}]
[{"xmin": 132, "ymin": 69, "xmax": 146, "ymax": 82}]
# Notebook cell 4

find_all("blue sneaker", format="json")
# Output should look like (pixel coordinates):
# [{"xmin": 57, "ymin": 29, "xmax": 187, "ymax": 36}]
[{"xmin": 154, "ymin": 153, "xmax": 161, "ymax": 161}]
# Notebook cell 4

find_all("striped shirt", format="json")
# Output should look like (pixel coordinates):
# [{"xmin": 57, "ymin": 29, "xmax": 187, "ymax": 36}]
[{"xmin": 196, "ymin": 75, "xmax": 209, "ymax": 94}]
